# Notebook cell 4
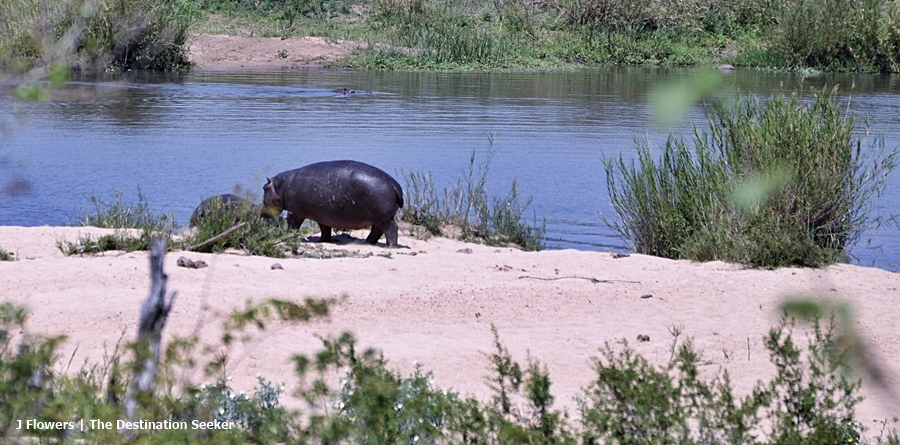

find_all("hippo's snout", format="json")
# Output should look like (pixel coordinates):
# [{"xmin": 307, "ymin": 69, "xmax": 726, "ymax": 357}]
[{"xmin": 261, "ymin": 205, "xmax": 282, "ymax": 219}]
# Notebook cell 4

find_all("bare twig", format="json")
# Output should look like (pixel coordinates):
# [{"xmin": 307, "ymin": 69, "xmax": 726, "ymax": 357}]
[
  {"xmin": 517, "ymin": 275, "xmax": 641, "ymax": 284},
  {"xmin": 184, "ymin": 222, "xmax": 247, "ymax": 251},
  {"xmin": 121, "ymin": 238, "xmax": 177, "ymax": 436}
]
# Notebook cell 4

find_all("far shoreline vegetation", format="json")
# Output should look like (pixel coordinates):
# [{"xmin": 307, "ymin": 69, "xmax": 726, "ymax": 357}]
[{"xmin": 2, "ymin": 0, "xmax": 900, "ymax": 73}]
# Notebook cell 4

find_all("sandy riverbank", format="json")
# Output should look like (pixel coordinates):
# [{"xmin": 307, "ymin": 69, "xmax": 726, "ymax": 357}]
[
  {"xmin": 186, "ymin": 34, "xmax": 360, "ymax": 70},
  {"xmin": 1, "ymin": 226, "xmax": 898, "ymax": 436}
]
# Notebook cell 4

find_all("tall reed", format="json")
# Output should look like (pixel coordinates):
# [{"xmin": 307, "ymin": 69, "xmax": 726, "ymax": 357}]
[
  {"xmin": 605, "ymin": 86, "xmax": 896, "ymax": 267},
  {"xmin": 767, "ymin": 0, "xmax": 900, "ymax": 72},
  {"xmin": 401, "ymin": 146, "xmax": 546, "ymax": 251}
]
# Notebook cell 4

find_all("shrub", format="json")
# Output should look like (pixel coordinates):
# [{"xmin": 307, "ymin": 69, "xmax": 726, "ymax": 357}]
[
  {"xmin": 59, "ymin": 189, "xmax": 174, "ymax": 255},
  {"xmin": 766, "ymin": 0, "xmax": 900, "ymax": 72},
  {"xmin": 290, "ymin": 325, "xmax": 575, "ymax": 444},
  {"xmin": 75, "ymin": 189, "xmax": 172, "ymax": 231},
  {"xmin": 604, "ymin": 86, "xmax": 896, "ymax": 267},
  {"xmin": 0, "ymin": 0, "xmax": 198, "ymax": 73},
  {"xmin": 185, "ymin": 0, "xmax": 900, "ymax": 71},
  {"xmin": 330, "ymin": 340, "xmax": 467, "ymax": 443},
  {"xmin": 189, "ymin": 375, "xmax": 289, "ymax": 436},
  {"xmin": 579, "ymin": 316, "xmax": 865, "ymax": 444},
  {"xmin": 765, "ymin": 317, "xmax": 864, "ymax": 444},
  {"xmin": 179, "ymin": 195, "xmax": 307, "ymax": 258}
]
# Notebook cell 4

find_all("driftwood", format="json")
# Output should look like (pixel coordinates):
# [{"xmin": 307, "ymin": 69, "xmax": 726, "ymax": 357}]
[
  {"xmin": 121, "ymin": 238, "xmax": 177, "ymax": 435},
  {"xmin": 184, "ymin": 222, "xmax": 248, "ymax": 251},
  {"xmin": 517, "ymin": 275, "xmax": 641, "ymax": 284}
]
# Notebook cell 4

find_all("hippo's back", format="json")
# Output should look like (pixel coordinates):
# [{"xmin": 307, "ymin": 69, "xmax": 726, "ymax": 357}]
[{"xmin": 277, "ymin": 160, "xmax": 403, "ymax": 228}]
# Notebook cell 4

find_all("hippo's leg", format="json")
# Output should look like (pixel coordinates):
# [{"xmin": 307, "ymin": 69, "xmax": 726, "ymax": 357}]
[
  {"xmin": 375, "ymin": 220, "xmax": 399, "ymax": 248},
  {"xmin": 365, "ymin": 226, "xmax": 384, "ymax": 245},
  {"xmin": 319, "ymin": 225, "xmax": 333, "ymax": 242}
]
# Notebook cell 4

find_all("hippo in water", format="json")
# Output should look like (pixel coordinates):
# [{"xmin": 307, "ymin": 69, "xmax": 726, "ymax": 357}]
[
  {"xmin": 190, "ymin": 194, "xmax": 260, "ymax": 227},
  {"xmin": 262, "ymin": 160, "xmax": 403, "ymax": 248}
]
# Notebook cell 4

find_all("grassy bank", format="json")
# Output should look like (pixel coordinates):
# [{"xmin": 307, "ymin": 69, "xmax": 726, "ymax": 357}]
[
  {"xmin": 194, "ymin": 0, "xmax": 900, "ymax": 72},
  {"xmin": 3, "ymin": 0, "xmax": 898, "ymax": 72},
  {"xmin": 0, "ymin": 0, "xmax": 198, "ymax": 73}
]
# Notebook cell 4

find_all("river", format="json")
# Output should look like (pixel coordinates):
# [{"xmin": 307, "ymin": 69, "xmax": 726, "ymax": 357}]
[{"xmin": 1, "ymin": 67, "xmax": 897, "ymax": 270}]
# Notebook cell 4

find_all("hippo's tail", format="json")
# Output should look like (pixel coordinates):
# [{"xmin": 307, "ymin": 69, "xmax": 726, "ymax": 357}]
[{"xmin": 393, "ymin": 181, "xmax": 404, "ymax": 209}]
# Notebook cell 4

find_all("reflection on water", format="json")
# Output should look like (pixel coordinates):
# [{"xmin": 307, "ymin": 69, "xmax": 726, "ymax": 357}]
[{"xmin": 1, "ymin": 67, "xmax": 897, "ymax": 270}]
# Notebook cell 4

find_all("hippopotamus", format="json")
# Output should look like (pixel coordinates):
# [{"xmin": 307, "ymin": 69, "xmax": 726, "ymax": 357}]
[
  {"xmin": 190, "ymin": 194, "xmax": 261, "ymax": 227},
  {"xmin": 262, "ymin": 160, "xmax": 403, "ymax": 248}
]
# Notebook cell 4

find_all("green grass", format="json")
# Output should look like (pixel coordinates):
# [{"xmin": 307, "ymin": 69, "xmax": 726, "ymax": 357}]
[
  {"xmin": 75, "ymin": 189, "xmax": 172, "ymax": 231},
  {"xmin": 766, "ymin": 0, "xmax": 900, "ymax": 73},
  {"xmin": 0, "ymin": 0, "xmax": 199, "ymax": 73},
  {"xmin": 57, "ymin": 231, "xmax": 158, "ymax": 255},
  {"xmin": 58, "ymin": 189, "xmax": 174, "ymax": 255},
  {"xmin": 401, "ymin": 145, "xmax": 546, "ymax": 251},
  {"xmin": 0, "ymin": 248, "xmax": 13, "ymax": 261},
  {"xmin": 191, "ymin": 4, "xmax": 370, "ymax": 40},
  {"xmin": 604, "ymin": 86, "xmax": 897, "ymax": 268}
]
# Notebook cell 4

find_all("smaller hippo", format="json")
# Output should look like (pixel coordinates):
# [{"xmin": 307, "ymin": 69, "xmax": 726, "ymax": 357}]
[
  {"xmin": 262, "ymin": 160, "xmax": 403, "ymax": 248},
  {"xmin": 190, "ymin": 194, "xmax": 260, "ymax": 227}
]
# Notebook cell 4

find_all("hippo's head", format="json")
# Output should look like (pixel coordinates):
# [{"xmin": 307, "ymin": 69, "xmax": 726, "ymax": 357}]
[{"xmin": 261, "ymin": 177, "xmax": 285, "ymax": 218}]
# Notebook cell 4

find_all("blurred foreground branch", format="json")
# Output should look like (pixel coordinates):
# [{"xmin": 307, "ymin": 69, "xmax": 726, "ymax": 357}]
[{"xmin": 121, "ymin": 238, "xmax": 177, "ymax": 435}]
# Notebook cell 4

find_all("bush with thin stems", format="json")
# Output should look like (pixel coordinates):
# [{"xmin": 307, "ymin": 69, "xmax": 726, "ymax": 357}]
[
  {"xmin": 604, "ymin": 85, "xmax": 896, "ymax": 267},
  {"xmin": 401, "ymin": 145, "xmax": 546, "ymax": 251}
]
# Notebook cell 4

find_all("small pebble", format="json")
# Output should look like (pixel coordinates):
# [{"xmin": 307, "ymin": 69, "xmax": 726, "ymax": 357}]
[
  {"xmin": 271, "ymin": 263, "xmax": 283, "ymax": 270},
  {"xmin": 457, "ymin": 248, "xmax": 473, "ymax": 254}
]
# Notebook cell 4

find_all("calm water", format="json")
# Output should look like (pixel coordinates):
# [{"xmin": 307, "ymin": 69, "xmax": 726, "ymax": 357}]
[{"xmin": 1, "ymin": 67, "xmax": 898, "ymax": 270}]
